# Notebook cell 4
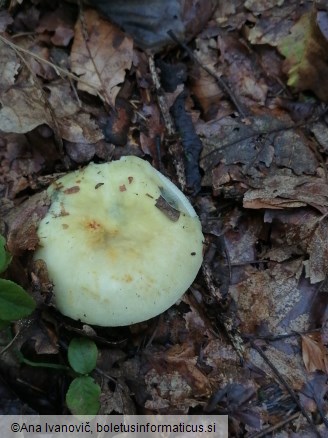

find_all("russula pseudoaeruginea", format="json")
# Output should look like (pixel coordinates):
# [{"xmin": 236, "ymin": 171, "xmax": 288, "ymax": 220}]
[{"xmin": 34, "ymin": 156, "xmax": 203, "ymax": 326}]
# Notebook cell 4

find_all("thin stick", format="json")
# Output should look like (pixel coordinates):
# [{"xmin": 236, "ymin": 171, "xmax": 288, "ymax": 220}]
[
  {"xmin": 248, "ymin": 412, "xmax": 300, "ymax": 438},
  {"xmin": 5, "ymin": 38, "xmax": 64, "ymax": 156},
  {"xmin": 148, "ymin": 55, "xmax": 187, "ymax": 190},
  {"xmin": 0, "ymin": 34, "xmax": 99, "ymax": 92},
  {"xmin": 0, "ymin": 330, "xmax": 20, "ymax": 356},
  {"xmin": 201, "ymin": 107, "xmax": 328, "ymax": 171},
  {"xmin": 250, "ymin": 339, "xmax": 321, "ymax": 438},
  {"xmin": 148, "ymin": 55, "xmax": 175, "ymax": 135}
]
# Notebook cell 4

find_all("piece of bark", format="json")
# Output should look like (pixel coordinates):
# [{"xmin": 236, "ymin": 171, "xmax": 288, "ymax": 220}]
[{"xmin": 5, "ymin": 192, "xmax": 51, "ymax": 255}]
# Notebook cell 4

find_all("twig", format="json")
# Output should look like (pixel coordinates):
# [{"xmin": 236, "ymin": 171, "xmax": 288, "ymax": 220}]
[
  {"xmin": 250, "ymin": 339, "xmax": 322, "ymax": 438},
  {"xmin": 247, "ymin": 412, "xmax": 300, "ymax": 438},
  {"xmin": 243, "ymin": 327, "xmax": 323, "ymax": 342},
  {"xmin": 202, "ymin": 261, "xmax": 222, "ymax": 301},
  {"xmin": 3, "ymin": 36, "xmax": 64, "ymax": 156},
  {"xmin": 94, "ymin": 367, "xmax": 118, "ymax": 386},
  {"xmin": 0, "ymin": 34, "xmax": 99, "ymax": 92},
  {"xmin": 167, "ymin": 30, "xmax": 248, "ymax": 118},
  {"xmin": 0, "ymin": 330, "xmax": 20, "ymax": 356},
  {"xmin": 148, "ymin": 55, "xmax": 175, "ymax": 135},
  {"xmin": 219, "ymin": 313, "xmax": 245, "ymax": 362},
  {"xmin": 148, "ymin": 55, "xmax": 187, "ymax": 190}
]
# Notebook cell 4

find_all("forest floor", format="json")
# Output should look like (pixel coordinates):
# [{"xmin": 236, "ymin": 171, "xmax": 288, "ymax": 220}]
[{"xmin": 0, "ymin": 0, "xmax": 328, "ymax": 436}]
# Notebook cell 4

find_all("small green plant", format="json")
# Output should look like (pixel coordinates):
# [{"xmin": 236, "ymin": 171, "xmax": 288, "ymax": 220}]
[
  {"xmin": 66, "ymin": 337, "xmax": 101, "ymax": 415},
  {"xmin": 19, "ymin": 336, "xmax": 101, "ymax": 415},
  {"xmin": 0, "ymin": 235, "xmax": 36, "ymax": 328},
  {"xmin": 0, "ymin": 235, "xmax": 100, "ymax": 414}
]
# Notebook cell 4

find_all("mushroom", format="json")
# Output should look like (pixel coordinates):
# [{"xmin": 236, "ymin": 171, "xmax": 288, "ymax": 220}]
[{"xmin": 34, "ymin": 156, "xmax": 203, "ymax": 326}]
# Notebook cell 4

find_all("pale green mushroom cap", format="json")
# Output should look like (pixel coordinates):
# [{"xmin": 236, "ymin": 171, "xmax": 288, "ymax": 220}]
[{"xmin": 34, "ymin": 156, "xmax": 204, "ymax": 326}]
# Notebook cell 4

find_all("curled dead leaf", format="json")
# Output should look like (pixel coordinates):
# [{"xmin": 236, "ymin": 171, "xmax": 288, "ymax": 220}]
[
  {"xmin": 5, "ymin": 192, "xmax": 51, "ymax": 255},
  {"xmin": 301, "ymin": 334, "xmax": 328, "ymax": 374},
  {"xmin": 71, "ymin": 8, "xmax": 133, "ymax": 107}
]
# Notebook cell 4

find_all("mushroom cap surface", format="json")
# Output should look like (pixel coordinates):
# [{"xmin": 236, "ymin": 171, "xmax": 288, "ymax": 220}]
[{"xmin": 34, "ymin": 156, "xmax": 203, "ymax": 326}]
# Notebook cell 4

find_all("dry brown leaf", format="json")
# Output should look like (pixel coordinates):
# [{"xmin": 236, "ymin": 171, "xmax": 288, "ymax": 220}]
[
  {"xmin": 143, "ymin": 343, "xmax": 211, "ymax": 413},
  {"xmin": 71, "ymin": 8, "xmax": 133, "ymax": 107},
  {"xmin": 229, "ymin": 259, "xmax": 318, "ymax": 337},
  {"xmin": 244, "ymin": 0, "xmax": 284, "ymax": 13},
  {"xmin": 165, "ymin": 343, "xmax": 212, "ymax": 397},
  {"xmin": 36, "ymin": 4, "xmax": 75, "ymax": 47},
  {"xmin": 46, "ymin": 82, "xmax": 104, "ymax": 144},
  {"xmin": 24, "ymin": 44, "xmax": 57, "ymax": 81},
  {"xmin": 300, "ymin": 373, "xmax": 328, "ymax": 418},
  {"xmin": 264, "ymin": 209, "xmax": 328, "ymax": 284},
  {"xmin": 0, "ymin": 39, "xmax": 54, "ymax": 133},
  {"xmin": 59, "ymin": 112, "xmax": 104, "ymax": 144},
  {"xmin": 0, "ymin": 40, "xmax": 54, "ymax": 133},
  {"xmin": 144, "ymin": 369, "xmax": 190, "ymax": 412},
  {"xmin": 5, "ymin": 191, "xmax": 51, "ymax": 255},
  {"xmin": 301, "ymin": 334, "xmax": 328, "ymax": 374},
  {"xmin": 217, "ymin": 32, "xmax": 268, "ymax": 108},
  {"xmin": 0, "ymin": 39, "xmax": 20, "ymax": 89},
  {"xmin": 250, "ymin": 343, "xmax": 308, "ymax": 391},
  {"xmin": 244, "ymin": 174, "xmax": 328, "ymax": 213},
  {"xmin": 65, "ymin": 141, "xmax": 96, "ymax": 164},
  {"xmin": 0, "ymin": 10, "xmax": 13, "ymax": 32},
  {"xmin": 190, "ymin": 38, "xmax": 224, "ymax": 119},
  {"xmin": 246, "ymin": 2, "xmax": 308, "ymax": 46},
  {"xmin": 0, "ymin": 133, "xmax": 47, "ymax": 198},
  {"xmin": 47, "ymin": 82, "xmax": 80, "ymax": 118},
  {"xmin": 311, "ymin": 121, "xmax": 328, "ymax": 153},
  {"xmin": 99, "ymin": 379, "xmax": 136, "ymax": 415},
  {"xmin": 304, "ymin": 219, "xmax": 328, "ymax": 283},
  {"xmin": 0, "ymin": 85, "xmax": 52, "ymax": 133}
]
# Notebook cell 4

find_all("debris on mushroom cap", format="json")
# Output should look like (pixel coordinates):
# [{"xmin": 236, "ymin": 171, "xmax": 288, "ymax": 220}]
[{"xmin": 34, "ymin": 156, "xmax": 204, "ymax": 326}]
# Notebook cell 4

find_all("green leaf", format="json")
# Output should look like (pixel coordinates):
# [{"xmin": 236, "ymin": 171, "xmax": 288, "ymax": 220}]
[
  {"xmin": 66, "ymin": 376, "xmax": 100, "ymax": 415},
  {"xmin": 277, "ymin": 11, "xmax": 328, "ymax": 101},
  {"xmin": 0, "ymin": 279, "xmax": 36, "ymax": 321},
  {"xmin": 0, "ymin": 235, "xmax": 12, "ymax": 274},
  {"xmin": 278, "ymin": 13, "xmax": 311, "ymax": 88},
  {"xmin": 68, "ymin": 338, "xmax": 98, "ymax": 375}
]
